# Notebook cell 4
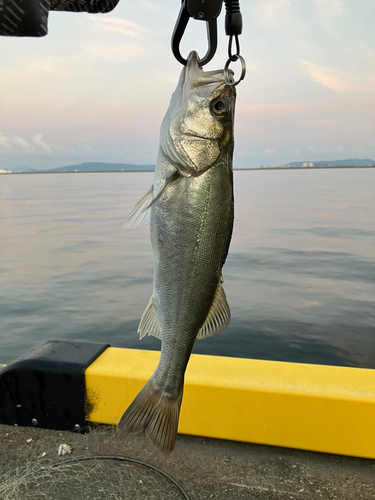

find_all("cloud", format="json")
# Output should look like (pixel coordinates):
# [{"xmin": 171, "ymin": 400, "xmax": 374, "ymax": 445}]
[
  {"xmin": 313, "ymin": 0, "xmax": 344, "ymax": 20},
  {"xmin": 313, "ymin": 0, "xmax": 345, "ymax": 41},
  {"xmin": 0, "ymin": 132, "xmax": 11, "ymax": 151},
  {"xmin": 265, "ymin": 0, "xmax": 291, "ymax": 15},
  {"xmin": 33, "ymin": 64, "xmax": 62, "ymax": 76},
  {"xmin": 89, "ymin": 16, "xmax": 147, "ymax": 38},
  {"xmin": 237, "ymin": 149, "xmax": 255, "ymax": 158},
  {"xmin": 0, "ymin": 69, "xmax": 23, "ymax": 83},
  {"xmin": 301, "ymin": 60, "xmax": 375, "ymax": 94},
  {"xmin": 33, "ymin": 134, "xmax": 52, "ymax": 153},
  {"xmin": 0, "ymin": 134, "xmax": 52, "ymax": 155},
  {"xmin": 322, "ymin": 120, "xmax": 339, "ymax": 127},
  {"xmin": 85, "ymin": 43, "xmax": 151, "ymax": 63},
  {"xmin": 14, "ymin": 136, "xmax": 33, "ymax": 152},
  {"xmin": 264, "ymin": 149, "xmax": 276, "ymax": 155},
  {"xmin": 0, "ymin": 63, "xmax": 62, "ymax": 87},
  {"xmin": 252, "ymin": 0, "xmax": 292, "ymax": 28},
  {"xmin": 299, "ymin": 119, "xmax": 340, "ymax": 127},
  {"xmin": 140, "ymin": 1, "xmax": 160, "ymax": 13},
  {"xmin": 238, "ymin": 103, "xmax": 303, "ymax": 116}
]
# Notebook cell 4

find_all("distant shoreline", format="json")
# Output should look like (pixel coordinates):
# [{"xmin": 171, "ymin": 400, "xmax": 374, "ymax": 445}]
[
  {"xmin": 2, "ymin": 170, "xmax": 155, "ymax": 174},
  {"xmin": 2, "ymin": 165, "xmax": 375, "ymax": 174}
]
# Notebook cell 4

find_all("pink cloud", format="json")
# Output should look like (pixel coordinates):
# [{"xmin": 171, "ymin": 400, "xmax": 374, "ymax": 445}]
[
  {"xmin": 322, "ymin": 120, "xmax": 340, "ymax": 126},
  {"xmin": 301, "ymin": 60, "xmax": 375, "ymax": 94},
  {"xmin": 237, "ymin": 103, "xmax": 304, "ymax": 116},
  {"xmin": 299, "ymin": 119, "xmax": 340, "ymax": 127}
]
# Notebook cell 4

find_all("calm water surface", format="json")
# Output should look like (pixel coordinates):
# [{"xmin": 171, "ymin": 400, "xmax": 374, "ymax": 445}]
[{"xmin": 1, "ymin": 169, "xmax": 374, "ymax": 367}]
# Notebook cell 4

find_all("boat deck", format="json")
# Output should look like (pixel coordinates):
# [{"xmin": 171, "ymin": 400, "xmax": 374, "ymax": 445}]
[{"xmin": 1, "ymin": 423, "xmax": 374, "ymax": 499}]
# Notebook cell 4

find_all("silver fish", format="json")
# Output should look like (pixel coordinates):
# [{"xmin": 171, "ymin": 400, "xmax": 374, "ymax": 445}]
[{"xmin": 117, "ymin": 51, "xmax": 236, "ymax": 455}]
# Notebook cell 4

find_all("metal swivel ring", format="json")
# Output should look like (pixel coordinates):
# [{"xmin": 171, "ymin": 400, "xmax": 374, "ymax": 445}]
[{"xmin": 224, "ymin": 54, "xmax": 246, "ymax": 86}]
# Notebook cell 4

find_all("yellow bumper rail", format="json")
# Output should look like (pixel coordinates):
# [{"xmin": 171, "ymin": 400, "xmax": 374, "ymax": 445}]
[{"xmin": 85, "ymin": 347, "xmax": 375, "ymax": 459}]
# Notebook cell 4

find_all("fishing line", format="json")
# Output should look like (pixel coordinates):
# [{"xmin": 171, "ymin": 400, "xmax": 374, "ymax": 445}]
[
  {"xmin": 0, "ymin": 455, "xmax": 191, "ymax": 500},
  {"xmin": 48, "ymin": 455, "xmax": 191, "ymax": 500}
]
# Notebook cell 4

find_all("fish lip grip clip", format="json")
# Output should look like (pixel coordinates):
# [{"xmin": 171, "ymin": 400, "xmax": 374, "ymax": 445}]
[
  {"xmin": 171, "ymin": 0, "xmax": 246, "ymax": 85},
  {"xmin": 171, "ymin": 0, "xmax": 222, "ymax": 67}
]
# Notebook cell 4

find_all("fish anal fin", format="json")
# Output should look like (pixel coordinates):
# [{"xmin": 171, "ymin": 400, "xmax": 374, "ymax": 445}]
[
  {"xmin": 138, "ymin": 296, "xmax": 162, "ymax": 340},
  {"xmin": 197, "ymin": 279, "xmax": 230, "ymax": 340},
  {"xmin": 123, "ymin": 185, "xmax": 153, "ymax": 229}
]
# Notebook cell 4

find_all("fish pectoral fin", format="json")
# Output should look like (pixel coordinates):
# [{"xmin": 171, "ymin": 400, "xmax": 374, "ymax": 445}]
[
  {"xmin": 149, "ymin": 170, "xmax": 180, "ymax": 207},
  {"xmin": 197, "ymin": 279, "xmax": 231, "ymax": 340},
  {"xmin": 124, "ymin": 171, "xmax": 180, "ymax": 229},
  {"xmin": 138, "ymin": 296, "xmax": 162, "ymax": 340},
  {"xmin": 123, "ymin": 185, "xmax": 153, "ymax": 229}
]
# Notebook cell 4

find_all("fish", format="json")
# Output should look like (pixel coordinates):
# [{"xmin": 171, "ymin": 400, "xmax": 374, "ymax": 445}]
[{"xmin": 117, "ymin": 51, "xmax": 236, "ymax": 456}]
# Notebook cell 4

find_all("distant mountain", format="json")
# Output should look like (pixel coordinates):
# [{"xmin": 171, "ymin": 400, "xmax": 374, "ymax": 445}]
[
  {"xmin": 283, "ymin": 158, "xmax": 375, "ymax": 168},
  {"xmin": 6, "ymin": 162, "xmax": 154, "ymax": 173},
  {"xmin": 48, "ymin": 162, "xmax": 154, "ymax": 172},
  {"xmin": 8, "ymin": 158, "xmax": 375, "ymax": 174}
]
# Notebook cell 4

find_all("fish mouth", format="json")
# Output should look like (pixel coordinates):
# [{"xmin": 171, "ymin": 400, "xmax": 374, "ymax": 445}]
[
  {"xmin": 186, "ymin": 50, "xmax": 199, "ymax": 68},
  {"xmin": 184, "ymin": 51, "xmax": 200, "ymax": 80},
  {"xmin": 183, "ymin": 51, "xmax": 228, "ymax": 97}
]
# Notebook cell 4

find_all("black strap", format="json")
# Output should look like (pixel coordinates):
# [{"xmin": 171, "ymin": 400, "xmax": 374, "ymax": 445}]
[{"xmin": 0, "ymin": 0, "xmax": 120, "ymax": 37}]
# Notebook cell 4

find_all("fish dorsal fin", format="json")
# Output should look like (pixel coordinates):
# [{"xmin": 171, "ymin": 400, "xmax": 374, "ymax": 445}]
[
  {"xmin": 123, "ymin": 185, "xmax": 153, "ymax": 229},
  {"xmin": 197, "ymin": 279, "xmax": 230, "ymax": 340},
  {"xmin": 138, "ymin": 296, "xmax": 162, "ymax": 340}
]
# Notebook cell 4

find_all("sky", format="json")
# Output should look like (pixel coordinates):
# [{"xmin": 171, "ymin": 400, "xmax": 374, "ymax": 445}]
[{"xmin": 1, "ymin": 0, "xmax": 374, "ymax": 170}]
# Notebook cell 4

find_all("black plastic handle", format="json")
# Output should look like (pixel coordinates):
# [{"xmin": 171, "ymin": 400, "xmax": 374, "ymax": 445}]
[{"xmin": 171, "ymin": 0, "xmax": 219, "ymax": 66}]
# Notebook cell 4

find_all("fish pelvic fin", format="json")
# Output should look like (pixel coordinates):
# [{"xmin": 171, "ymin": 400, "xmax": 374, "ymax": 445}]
[
  {"xmin": 117, "ymin": 379, "xmax": 182, "ymax": 457},
  {"xmin": 138, "ymin": 296, "xmax": 162, "ymax": 340},
  {"xmin": 196, "ymin": 278, "xmax": 231, "ymax": 340},
  {"xmin": 123, "ymin": 185, "xmax": 153, "ymax": 229}
]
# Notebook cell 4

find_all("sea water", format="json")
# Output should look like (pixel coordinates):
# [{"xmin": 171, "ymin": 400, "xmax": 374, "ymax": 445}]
[{"xmin": 0, "ymin": 169, "xmax": 374, "ymax": 367}]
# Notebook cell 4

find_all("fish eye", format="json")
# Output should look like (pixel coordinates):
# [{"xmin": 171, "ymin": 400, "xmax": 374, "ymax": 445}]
[{"xmin": 210, "ymin": 98, "xmax": 228, "ymax": 118}]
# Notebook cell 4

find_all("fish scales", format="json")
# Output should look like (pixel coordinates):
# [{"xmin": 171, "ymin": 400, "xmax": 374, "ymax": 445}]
[
  {"xmin": 151, "ymin": 156, "xmax": 233, "ymax": 392},
  {"xmin": 118, "ymin": 51, "xmax": 236, "ymax": 455}
]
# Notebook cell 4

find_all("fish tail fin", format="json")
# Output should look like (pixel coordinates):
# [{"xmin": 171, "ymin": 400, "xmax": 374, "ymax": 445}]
[{"xmin": 117, "ymin": 380, "xmax": 182, "ymax": 457}]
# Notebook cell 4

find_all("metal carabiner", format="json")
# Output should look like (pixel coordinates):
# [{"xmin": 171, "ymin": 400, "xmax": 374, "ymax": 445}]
[
  {"xmin": 224, "ymin": 33, "xmax": 246, "ymax": 85},
  {"xmin": 171, "ymin": 0, "xmax": 221, "ymax": 67}
]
